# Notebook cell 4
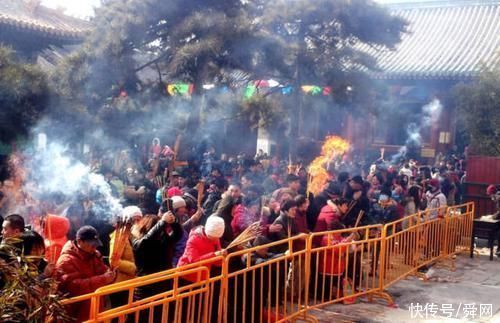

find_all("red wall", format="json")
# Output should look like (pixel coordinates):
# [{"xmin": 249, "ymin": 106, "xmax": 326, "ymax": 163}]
[{"xmin": 465, "ymin": 156, "xmax": 500, "ymax": 216}]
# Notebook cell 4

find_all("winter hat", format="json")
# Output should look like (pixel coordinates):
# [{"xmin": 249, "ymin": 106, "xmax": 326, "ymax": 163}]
[
  {"xmin": 325, "ymin": 182, "xmax": 343, "ymax": 196},
  {"xmin": 171, "ymin": 195, "xmax": 187, "ymax": 210},
  {"xmin": 486, "ymin": 184, "xmax": 497, "ymax": 196},
  {"xmin": 205, "ymin": 216, "xmax": 225, "ymax": 238},
  {"xmin": 252, "ymin": 235, "xmax": 270, "ymax": 247},
  {"xmin": 167, "ymin": 187, "xmax": 183, "ymax": 198},
  {"xmin": 76, "ymin": 226, "xmax": 102, "ymax": 247},
  {"xmin": 183, "ymin": 189, "xmax": 198, "ymax": 204},
  {"xmin": 122, "ymin": 206, "xmax": 143, "ymax": 222},
  {"xmin": 428, "ymin": 179, "xmax": 440, "ymax": 188},
  {"xmin": 380, "ymin": 186, "xmax": 393, "ymax": 198},
  {"xmin": 350, "ymin": 175, "xmax": 364, "ymax": 186}
]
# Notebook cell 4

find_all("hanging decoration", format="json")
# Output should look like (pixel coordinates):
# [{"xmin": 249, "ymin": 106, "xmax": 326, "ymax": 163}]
[
  {"xmin": 244, "ymin": 85, "xmax": 257, "ymax": 99},
  {"xmin": 166, "ymin": 83, "xmax": 194, "ymax": 96},
  {"xmin": 301, "ymin": 85, "xmax": 322, "ymax": 95},
  {"xmin": 281, "ymin": 86, "xmax": 293, "ymax": 95},
  {"xmin": 164, "ymin": 81, "xmax": 332, "ymax": 98}
]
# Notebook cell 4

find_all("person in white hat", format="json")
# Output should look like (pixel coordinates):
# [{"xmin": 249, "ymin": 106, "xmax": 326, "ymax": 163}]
[
  {"xmin": 177, "ymin": 215, "xmax": 227, "ymax": 281},
  {"xmin": 177, "ymin": 215, "xmax": 226, "ymax": 322}
]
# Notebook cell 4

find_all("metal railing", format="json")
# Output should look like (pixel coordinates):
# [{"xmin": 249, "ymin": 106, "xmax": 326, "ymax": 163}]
[{"xmin": 61, "ymin": 203, "xmax": 475, "ymax": 322}]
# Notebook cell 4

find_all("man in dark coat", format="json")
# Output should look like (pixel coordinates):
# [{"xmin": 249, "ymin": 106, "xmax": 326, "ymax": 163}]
[
  {"xmin": 270, "ymin": 200, "xmax": 299, "ymax": 253},
  {"xmin": 202, "ymin": 177, "xmax": 227, "ymax": 221},
  {"xmin": 343, "ymin": 175, "xmax": 370, "ymax": 227},
  {"xmin": 215, "ymin": 183, "xmax": 242, "ymax": 247}
]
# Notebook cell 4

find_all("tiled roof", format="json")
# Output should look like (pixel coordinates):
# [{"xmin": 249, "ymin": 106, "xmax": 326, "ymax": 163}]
[
  {"xmin": 362, "ymin": 1, "xmax": 500, "ymax": 80},
  {"xmin": 0, "ymin": 0, "xmax": 91, "ymax": 40},
  {"xmin": 37, "ymin": 44, "xmax": 80, "ymax": 70}
]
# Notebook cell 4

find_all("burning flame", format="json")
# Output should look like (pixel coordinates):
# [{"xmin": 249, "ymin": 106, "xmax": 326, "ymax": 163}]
[{"xmin": 308, "ymin": 136, "xmax": 350, "ymax": 196}]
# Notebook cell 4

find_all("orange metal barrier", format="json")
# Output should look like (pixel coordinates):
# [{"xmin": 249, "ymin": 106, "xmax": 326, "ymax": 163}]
[
  {"xmin": 60, "ymin": 203, "xmax": 475, "ymax": 322},
  {"xmin": 62, "ymin": 267, "xmax": 210, "ymax": 323},
  {"xmin": 308, "ymin": 224, "xmax": 393, "ymax": 308},
  {"xmin": 442, "ymin": 203, "xmax": 474, "ymax": 257},
  {"xmin": 61, "ymin": 257, "xmax": 225, "ymax": 323},
  {"xmin": 221, "ymin": 234, "xmax": 310, "ymax": 323},
  {"xmin": 379, "ymin": 213, "xmax": 444, "ymax": 289},
  {"xmin": 379, "ymin": 204, "xmax": 474, "ymax": 290}
]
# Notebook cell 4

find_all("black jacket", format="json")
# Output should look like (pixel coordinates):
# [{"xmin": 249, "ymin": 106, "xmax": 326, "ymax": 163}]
[
  {"xmin": 132, "ymin": 220, "xmax": 183, "ymax": 276},
  {"xmin": 215, "ymin": 195, "xmax": 238, "ymax": 248},
  {"xmin": 309, "ymin": 191, "xmax": 329, "ymax": 229},
  {"xmin": 202, "ymin": 191, "xmax": 222, "ymax": 222},
  {"xmin": 270, "ymin": 212, "xmax": 298, "ymax": 253}
]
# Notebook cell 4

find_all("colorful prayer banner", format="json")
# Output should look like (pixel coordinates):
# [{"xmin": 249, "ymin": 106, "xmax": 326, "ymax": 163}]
[
  {"xmin": 301, "ymin": 85, "xmax": 331, "ymax": 96},
  {"xmin": 281, "ymin": 86, "xmax": 293, "ymax": 95},
  {"xmin": 253, "ymin": 79, "xmax": 280, "ymax": 88},
  {"xmin": 244, "ymin": 85, "xmax": 257, "ymax": 99},
  {"xmin": 166, "ymin": 83, "xmax": 194, "ymax": 96},
  {"xmin": 164, "ymin": 82, "xmax": 331, "ymax": 98},
  {"xmin": 301, "ymin": 85, "xmax": 322, "ymax": 95}
]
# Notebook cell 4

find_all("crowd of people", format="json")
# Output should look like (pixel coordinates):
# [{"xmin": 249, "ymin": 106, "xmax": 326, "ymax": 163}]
[{"xmin": 0, "ymin": 142, "xmax": 476, "ymax": 321}]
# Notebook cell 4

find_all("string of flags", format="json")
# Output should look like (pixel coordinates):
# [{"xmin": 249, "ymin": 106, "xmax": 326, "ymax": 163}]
[
  {"xmin": 165, "ymin": 80, "xmax": 333, "ymax": 98},
  {"xmin": 166, "ymin": 83, "xmax": 194, "ymax": 96}
]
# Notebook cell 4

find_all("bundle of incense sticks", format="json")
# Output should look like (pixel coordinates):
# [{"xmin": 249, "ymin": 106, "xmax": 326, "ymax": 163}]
[
  {"xmin": 345, "ymin": 200, "xmax": 358, "ymax": 216},
  {"xmin": 306, "ymin": 172, "xmax": 312, "ymax": 199},
  {"xmin": 354, "ymin": 210, "xmax": 365, "ymax": 228},
  {"xmin": 154, "ymin": 175, "xmax": 165, "ymax": 189},
  {"xmin": 226, "ymin": 222, "xmax": 262, "ymax": 250},
  {"xmin": 110, "ymin": 223, "xmax": 129, "ymax": 269},
  {"xmin": 197, "ymin": 180, "xmax": 205, "ymax": 208}
]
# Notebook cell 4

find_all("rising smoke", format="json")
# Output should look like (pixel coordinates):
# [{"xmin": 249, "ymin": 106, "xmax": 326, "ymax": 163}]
[
  {"xmin": 15, "ymin": 138, "xmax": 123, "ymax": 220},
  {"xmin": 391, "ymin": 98, "xmax": 442, "ymax": 163}
]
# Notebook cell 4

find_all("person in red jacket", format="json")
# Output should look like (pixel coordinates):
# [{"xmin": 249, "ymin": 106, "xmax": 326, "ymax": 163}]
[
  {"xmin": 177, "ymin": 215, "xmax": 226, "ymax": 322},
  {"xmin": 177, "ymin": 215, "xmax": 226, "ymax": 281},
  {"xmin": 56, "ymin": 225, "xmax": 115, "ymax": 322},
  {"xmin": 313, "ymin": 198, "xmax": 349, "ymax": 246},
  {"xmin": 43, "ymin": 214, "xmax": 70, "ymax": 264},
  {"xmin": 317, "ymin": 226, "xmax": 358, "ymax": 301},
  {"xmin": 231, "ymin": 198, "xmax": 261, "ymax": 238}
]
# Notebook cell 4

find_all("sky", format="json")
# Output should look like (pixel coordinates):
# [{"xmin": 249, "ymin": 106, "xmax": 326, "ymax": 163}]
[
  {"xmin": 41, "ymin": 0, "xmax": 101, "ymax": 19},
  {"xmin": 41, "ymin": 0, "xmax": 440, "ymax": 18}
]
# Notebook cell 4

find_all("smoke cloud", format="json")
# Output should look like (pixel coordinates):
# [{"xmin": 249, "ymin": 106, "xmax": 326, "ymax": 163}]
[
  {"xmin": 391, "ymin": 98, "xmax": 442, "ymax": 163},
  {"xmin": 18, "ymin": 138, "xmax": 123, "ymax": 220}
]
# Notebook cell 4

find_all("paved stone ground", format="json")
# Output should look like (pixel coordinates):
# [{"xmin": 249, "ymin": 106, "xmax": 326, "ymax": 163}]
[{"xmin": 306, "ymin": 248, "xmax": 500, "ymax": 323}]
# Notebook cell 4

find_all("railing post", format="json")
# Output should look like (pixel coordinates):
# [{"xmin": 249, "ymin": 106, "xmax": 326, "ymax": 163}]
[
  {"xmin": 219, "ymin": 255, "xmax": 228, "ymax": 323},
  {"xmin": 378, "ymin": 225, "xmax": 387, "ymax": 293},
  {"xmin": 303, "ymin": 235, "xmax": 312, "ymax": 317},
  {"xmin": 89, "ymin": 295, "xmax": 98, "ymax": 321},
  {"xmin": 441, "ymin": 207, "xmax": 451, "ymax": 258}
]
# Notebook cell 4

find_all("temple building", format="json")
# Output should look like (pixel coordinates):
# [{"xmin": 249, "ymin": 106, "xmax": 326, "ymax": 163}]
[
  {"xmin": 346, "ymin": 0, "xmax": 500, "ymax": 160},
  {"xmin": 0, "ymin": 0, "xmax": 90, "ymax": 66},
  {"xmin": 257, "ymin": 0, "xmax": 500, "ymax": 161},
  {"xmin": 0, "ymin": 0, "xmax": 91, "ymax": 156}
]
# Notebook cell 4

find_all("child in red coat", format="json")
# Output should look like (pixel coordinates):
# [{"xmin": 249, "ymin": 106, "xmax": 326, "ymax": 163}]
[
  {"xmin": 177, "ymin": 216, "xmax": 226, "ymax": 322},
  {"xmin": 177, "ymin": 215, "xmax": 226, "ymax": 281}
]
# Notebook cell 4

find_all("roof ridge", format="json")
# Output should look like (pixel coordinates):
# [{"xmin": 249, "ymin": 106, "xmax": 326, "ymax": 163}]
[
  {"xmin": 0, "ymin": 0, "xmax": 91, "ymax": 40},
  {"xmin": 35, "ymin": 5, "xmax": 91, "ymax": 26},
  {"xmin": 359, "ymin": 2, "xmax": 500, "ymax": 80},
  {"xmin": 387, "ymin": 1, "xmax": 500, "ymax": 10}
]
